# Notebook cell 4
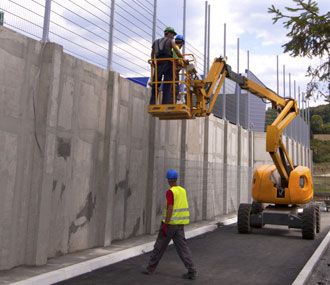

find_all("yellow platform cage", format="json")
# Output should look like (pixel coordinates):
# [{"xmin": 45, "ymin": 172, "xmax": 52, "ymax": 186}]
[{"xmin": 148, "ymin": 55, "xmax": 213, "ymax": 120}]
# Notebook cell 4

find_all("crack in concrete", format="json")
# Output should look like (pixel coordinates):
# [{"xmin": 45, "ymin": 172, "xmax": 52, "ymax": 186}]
[{"xmin": 69, "ymin": 192, "xmax": 96, "ymax": 236}]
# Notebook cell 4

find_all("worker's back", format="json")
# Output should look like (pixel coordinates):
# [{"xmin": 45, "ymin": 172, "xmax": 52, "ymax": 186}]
[{"xmin": 152, "ymin": 37, "xmax": 173, "ymax": 59}]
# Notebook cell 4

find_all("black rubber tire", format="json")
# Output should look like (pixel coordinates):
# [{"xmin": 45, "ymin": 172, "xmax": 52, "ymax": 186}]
[
  {"xmin": 310, "ymin": 203, "xmax": 321, "ymax": 233},
  {"xmin": 314, "ymin": 204, "xmax": 321, "ymax": 233},
  {"xmin": 250, "ymin": 202, "xmax": 263, "ymax": 228},
  {"xmin": 238, "ymin": 203, "xmax": 252, "ymax": 234},
  {"xmin": 251, "ymin": 201, "xmax": 263, "ymax": 214},
  {"xmin": 301, "ymin": 206, "xmax": 316, "ymax": 240}
]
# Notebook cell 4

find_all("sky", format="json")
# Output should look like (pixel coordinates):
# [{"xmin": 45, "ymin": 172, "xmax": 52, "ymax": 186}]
[
  {"xmin": 157, "ymin": 0, "xmax": 329, "ymax": 106},
  {"xmin": 1, "ymin": 0, "xmax": 328, "ymax": 106}
]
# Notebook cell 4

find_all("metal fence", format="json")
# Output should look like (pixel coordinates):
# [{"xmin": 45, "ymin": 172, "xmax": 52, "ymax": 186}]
[
  {"xmin": 313, "ymin": 175, "xmax": 330, "ymax": 194},
  {"xmin": 0, "ymin": 0, "xmax": 310, "ymax": 147},
  {"xmin": 0, "ymin": 0, "xmax": 205, "ymax": 77}
]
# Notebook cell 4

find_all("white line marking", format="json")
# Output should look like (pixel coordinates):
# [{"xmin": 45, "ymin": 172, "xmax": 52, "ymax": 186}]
[{"xmin": 292, "ymin": 229, "xmax": 330, "ymax": 285}]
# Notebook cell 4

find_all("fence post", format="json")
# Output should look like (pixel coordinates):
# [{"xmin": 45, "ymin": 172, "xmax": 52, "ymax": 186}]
[
  {"xmin": 223, "ymin": 23, "xmax": 226, "ymax": 120},
  {"xmin": 42, "ymin": 0, "xmax": 52, "ymax": 42},
  {"xmin": 276, "ymin": 55, "xmax": 279, "ymax": 95},
  {"xmin": 182, "ymin": 0, "xmax": 186, "ymax": 54},
  {"xmin": 107, "ymin": 0, "xmax": 115, "ymax": 70},
  {"xmin": 152, "ymin": 0, "xmax": 157, "ymax": 43},
  {"xmin": 283, "ymin": 64, "xmax": 286, "ymax": 97},
  {"xmin": 283, "ymin": 64, "xmax": 286, "ymax": 135},
  {"xmin": 236, "ymin": 37, "xmax": 240, "ymax": 126},
  {"xmin": 207, "ymin": 4, "xmax": 210, "ymax": 72},
  {"xmin": 203, "ymin": 1, "xmax": 208, "ymax": 77},
  {"xmin": 247, "ymin": 50, "xmax": 250, "ymax": 130},
  {"xmin": 289, "ymin": 73, "xmax": 292, "ymax": 138}
]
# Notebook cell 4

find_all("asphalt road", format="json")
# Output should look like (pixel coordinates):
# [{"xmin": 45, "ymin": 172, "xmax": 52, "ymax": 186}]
[{"xmin": 57, "ymin": 213, "xmax": 330, "ymax": 285}]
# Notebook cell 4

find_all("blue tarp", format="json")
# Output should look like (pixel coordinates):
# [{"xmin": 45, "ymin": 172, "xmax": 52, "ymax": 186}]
[{"xmin": 127, "ymin": 77, "xmax": 149, "ymax": 87}]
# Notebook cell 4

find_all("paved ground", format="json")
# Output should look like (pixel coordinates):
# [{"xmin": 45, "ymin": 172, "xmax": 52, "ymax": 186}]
[
  {"xmin": 57, "ymin": 213, "xmax": 330, "ymax": 285},
  {"xmin": 307, "ymin": 244, "xmax": 330, "ymax": 285}
]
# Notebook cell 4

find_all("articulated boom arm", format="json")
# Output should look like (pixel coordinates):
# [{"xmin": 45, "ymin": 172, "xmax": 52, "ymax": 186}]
[
  {"xmin": 148, "ymin": 56, "xmax": 298, "ymax": 186},
  {"xmin": 198, "ymin": 57, "xmax": 299, "ymax": 187}
]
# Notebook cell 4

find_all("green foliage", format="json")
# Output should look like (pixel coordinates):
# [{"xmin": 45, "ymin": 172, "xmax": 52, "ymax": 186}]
[
  {"xmin": 311, "ymin": 139, "xmax": 330, "ymax": 163},
  {"xmin": 310, "ymin": 103, "xmax": 330, "ymax": 123},
  {"xmin": 268, "ymin": 0, "xmax": 330, "ymax": 101},
  {"xmin": 311, "ymin": 115, "xmax": 323, "ymax": 133},
  {"xmin": 265, "ymin": 107, "xmax": 278, "ymax": 128},
  {"xmin": 323, "ymin": 123, "xmax": 330, "ymax": 134},
  {"xmin": 309, "ymin": 103, "xmax": 330, "ymax": 134}
]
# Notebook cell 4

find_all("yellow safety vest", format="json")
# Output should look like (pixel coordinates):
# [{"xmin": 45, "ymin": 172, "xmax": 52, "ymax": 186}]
[
  {"xmin": 172, "ymin": 45, "xmax": 184, "ymax": 66},
  {"xmin": 163, "ymin": 186, "xmax": 190, "ymax": 225}
]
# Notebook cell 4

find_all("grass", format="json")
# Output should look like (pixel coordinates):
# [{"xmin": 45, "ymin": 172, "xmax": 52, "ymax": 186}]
[
  {"xmin": 314, "ymin": 134, "xmax": 330, "ymax": 141},
  {"xmin": 313, "ymin": 175, "xmax": 330, "ymax": 195},
  {"xmin": 313, "ymin": 162, "xmax": 330, "ymax": 175}
]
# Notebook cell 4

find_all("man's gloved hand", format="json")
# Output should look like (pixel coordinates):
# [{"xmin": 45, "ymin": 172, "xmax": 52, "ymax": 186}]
[{"xmin": 162, "ymin": 223, "xmax": 168, "ymax": 237}]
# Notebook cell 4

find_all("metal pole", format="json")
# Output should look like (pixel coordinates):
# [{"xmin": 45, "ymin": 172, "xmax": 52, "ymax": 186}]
[
  {"xmin": 237, "ymin": 38, "xmax": 240, "ymax": 73},
  {"xmin": 107, "ymin": 0, "xmax": 115, "ymax": 70},
  {"xmin": 247, "ymin": 50, "xmax": 250, "ymax": 129},
  {"xmin": 276, "ymin": 55, "xmax": 279, "ymax": 95},
  {"xmin": 308, "ymin": 100, "xmax": 310, "ymax": 148},
  {"xmin": 236, "ymin": 38, "xmax": 240, "ymax": 125},
  {"xmin": 298, "ymin": 86, "xmax": 301, "ymax": 115},
  {"xmin": 294, "ymin": 80, "xmax": 297, "ymax": 142},
  {"xmin": 283, "ymin": 64, "xmax": 286, "ymax": 97},
  {"xmin": 203, "ymin": 1, "xmax": 208, "ymax": 77},
  {"xmin": 303, "ymin": 94, "xmax": 307, "ymax": 122},
  {"xmin": 182, "ymin": 0, "xmax": 186, "ymax": 55},
  {"xmin": 289, "ymin": 73, "xmax": 291, "ymax": 98},
  {"xmin": 223, "ymin": 23, "xmax": 226, "ymax": 120},
  {"xmin": 282, "ymin": 64, "xmax": 286, "ymax": 135},
  {"xmin": 152, "ymin": 0, "xmax": 157, "ymax": 43},
  {"xmin": 42, "ymin": 0, "xmax": 52, "ymax": 42},
  {"xmin": 207, "ymin": 4, "xmax": 211, "ymax": 72},
  {"xmin": 298, "ymin": 86, "xmax": 301, "ymax": 144},
  {"xmin": 289, "ymin": 73, "xmax": 292, "ymax": 137}
]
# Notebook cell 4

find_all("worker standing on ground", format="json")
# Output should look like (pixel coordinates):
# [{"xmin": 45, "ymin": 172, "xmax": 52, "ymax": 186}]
[
  {"xmin": 149, "ymin": 27, "xmax": 184, "ymax": 105},
  {"xmin": 143, "ymin": 169, "xmax": 198, "ymax": 280}
]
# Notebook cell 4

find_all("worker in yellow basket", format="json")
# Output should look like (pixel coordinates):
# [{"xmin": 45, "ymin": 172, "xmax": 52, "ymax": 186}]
[
  {"xmin": 172, "ymin": 35, "xmax": 185, "ymax": 103},
  {"xmin": 150, "ymin": 27, "xmax": 184, "ymax": 105},
  {"xmin": 142, "ymin": 169, "xmax": 198, "ymax": 280}
]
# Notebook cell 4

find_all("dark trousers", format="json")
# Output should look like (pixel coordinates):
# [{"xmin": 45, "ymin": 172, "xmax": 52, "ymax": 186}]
[
  {"xmin": 150, "ymin": 62, "xmax": 173, "ymax": 105},
  {"xmin": 147, "ymin": 223, "xmax": 196, "ymax": 273}
]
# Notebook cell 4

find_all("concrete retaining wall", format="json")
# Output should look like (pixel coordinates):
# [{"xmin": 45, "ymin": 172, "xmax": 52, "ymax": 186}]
[{"xmin": 0, "ymin": 27, "xmax": 312, "ymax": 270}]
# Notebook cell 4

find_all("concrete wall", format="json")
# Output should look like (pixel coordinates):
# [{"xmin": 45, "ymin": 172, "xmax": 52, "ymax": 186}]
[{"xmin": 0, "ymin": 27, "xmax": 312, "ymax": 270}]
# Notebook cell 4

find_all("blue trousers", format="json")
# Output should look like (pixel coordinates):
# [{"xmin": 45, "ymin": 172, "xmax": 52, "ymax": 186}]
[{"xmin": 150, "ymin": 62, "xmax": 174, "ymax": 104}]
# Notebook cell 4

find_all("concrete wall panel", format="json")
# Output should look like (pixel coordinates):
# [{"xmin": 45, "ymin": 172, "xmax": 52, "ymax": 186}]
[{"xmin": 225, "ymin": 122, "xmax": 239, "ymax": 213}]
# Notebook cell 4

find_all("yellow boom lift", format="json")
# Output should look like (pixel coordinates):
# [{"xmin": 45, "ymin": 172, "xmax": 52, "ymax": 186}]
[{"xmin": 149, "ymin": 56, "xmax": 319, "ymax": 239}]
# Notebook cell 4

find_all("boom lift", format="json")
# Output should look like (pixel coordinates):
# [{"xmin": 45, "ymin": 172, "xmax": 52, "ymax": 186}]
[{"xmin": 149, "ymin": 56, "xmax": 319, "ymax": 239}]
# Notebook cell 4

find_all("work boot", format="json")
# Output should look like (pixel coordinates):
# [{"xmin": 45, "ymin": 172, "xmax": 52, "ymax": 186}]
[{"xmin": 182, "ymin": 270, "xmax": 198, "ymax": 280}]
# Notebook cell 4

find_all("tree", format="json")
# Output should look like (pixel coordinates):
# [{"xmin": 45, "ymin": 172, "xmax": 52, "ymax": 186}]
[
  {"xmin": 323, "ymin": 123, "xmax": 330, "ymax": 134},
  {"xmin": 268, "ymin": 0, "xmax": 330, "ymax": 101},
  {"xmin": 311, "ymin": 114, "xmax": 323, "ymax": 134}
]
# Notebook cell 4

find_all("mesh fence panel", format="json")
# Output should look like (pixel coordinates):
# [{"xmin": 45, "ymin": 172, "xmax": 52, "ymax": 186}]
[
  {"xmin": 153, "ymin": 157, "xmax": 252, "ymax": 231},
  {"xmin": 0, "ymin": 0, "xmax": 205, "ymax": 77}
]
